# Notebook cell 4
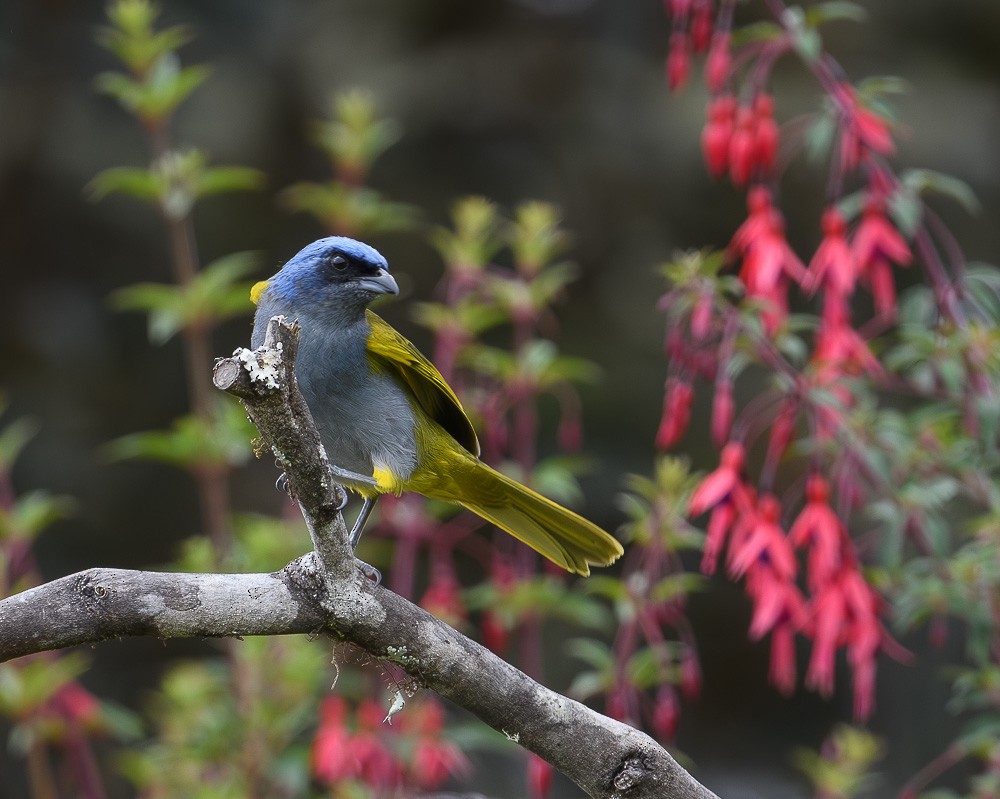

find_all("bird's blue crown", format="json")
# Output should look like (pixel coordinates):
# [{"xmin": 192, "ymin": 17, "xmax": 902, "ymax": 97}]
[{"xmin": 267, "ymin": 237, "xmax": 389, "ymax": 300}]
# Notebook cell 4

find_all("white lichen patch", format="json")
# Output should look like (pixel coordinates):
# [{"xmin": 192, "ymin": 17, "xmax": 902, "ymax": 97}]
[
  {"xmin": 383, "ymin": 690, "xmax": 405, "ymax": 724},
  {"xmin": 237, "ymin": 342, "xmax": 284, "ymax": 389}
]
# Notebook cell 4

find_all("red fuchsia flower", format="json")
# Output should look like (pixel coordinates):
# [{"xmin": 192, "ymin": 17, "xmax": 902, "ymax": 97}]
[
  {"xmin": 691, "ymin": 442, "xmax": 753, "ymax": 573},
  {"xmin": 728, "ymin": 105, "xmax": 756, "ymax": 186},
  {"xmin": 810, "ymin": 298, "xmax": 882, "ymax": 442},
  {"xmin": 690, "ymin": 0, "xmax": 714, "ymax": 52},
  {"xmin": 843, "ymin": 569, "xmax": 882, "ymax": 720},
  {"xmin": 768, "ymin": 620, "xmax": 799, "ymax": 696},
  {"xmin": 764, "ymin": 396, "xmax": 799, "ymax": 472},
  {"xmin": 813, "ymin": 293, "xmax": 883, "ymax": 379},
  {"xmin": 656, "ymin": 376, "xmax": 694, "ymax": 449},
  {"xmin": 557, "ymin": 413, "xmax": 583, "ymax": 452},
  {"xmin": 666, "ymin": 0, "xmax": 693, "ymax": 16},
  {"xmin": 807, "ymin": 207, "xmax": 858, "ymax": 297},
  {"xmin": 701, "ymin": 94, "xmax": 735, "ymax": 178},
  {"xmin": 805, "ymin": 576, "xmax": 845, "ymax": 698},
  {"xmin": 751, "ymin": 93, "xmax": 779, "ymax": 174},
  {"xmin": 679, "ymin": 647, "xmax": 703, "ymax": 699},
  {"xmin": 789, "ymin": 474, "xmax": 848, "ymax": 593},
  {"xmin": 420, "ymin": 572, "xmax": 467, "ymax": 627},
  {"xmin": 402, "ymin": 700, "xmax": 472, "ymax": 790},
  {"xmin": 728, "ymin": 185, "xmax": 773, "ymax": 252},
  {"xmin": 730, "ymin": 191, "xmax": 807, "ymax": 333},
  {"xmin": 651, "ymin": 684, "xmax": 680, "ymax": 740},
  {"xmin": 411, "ymin": 738, "xmax": 471, "ymax": 790},
  {"xmin": 726, "ymin": 493, "xmax": 797, "ymax": 580},
  {"xmin": 852, "ymin": 194, "xmax": 912, "ymax": 317},
  {"xmin": 667, "ymin": 31, "xmax": 691, "ymax": 91},
  {"xmin": 480, "ymin": 609, "xmax": 508, "ymax": 653},
  {"xmin": 705, "ymin": 32, "xmax": 731, "ymax": 93},
  {"xmin": 48, "ymin": 681, "xmax": 102, "ymax": 728},
  {"xmin": 312, "ymin": 696, "xmax": 353, "ymax": 784},
  {"xmin": 702, "ymin": 495, "xmax": 737, "ymax": 574},
  {"xmin": 804, "ymin": 565, "xmax": 882, "ymax": 719},
  {"xmin": 352, "ymin": 700, "xmax": 404, "ymax": 789},
  {"xmin": 690, "ymin": 289, "xmax": 715, "ymax": 339},
  {"xmin": 528, "ymin": 753, "xmax": 554, "ymax": 799},
  {"xmin": 711, "ymin": 378, "xmax": 734, "ymax": 446},
  {"xmin": 690, "ymin": 441, "xmax": 745, "ymax": 516},
  {"xmin": 833, "ymin": 82, "xmax": 895, "ymax": 173},
  {"xmin": 746, "ymin": 561, "xmax": 806, "ymax": 641}
]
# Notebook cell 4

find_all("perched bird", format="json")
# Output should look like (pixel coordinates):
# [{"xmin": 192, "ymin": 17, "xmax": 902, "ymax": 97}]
[{"xmin": 251, "ymin": 237, "xmax": 623, "ymax": 575}]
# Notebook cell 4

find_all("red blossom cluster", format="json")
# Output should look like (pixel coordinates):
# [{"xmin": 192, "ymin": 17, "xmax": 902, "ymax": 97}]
[
  {"xmin": 702, "ymin": 94, "xmax": 778, "ymax": 186},
  {"xmin": 311, "ymin": 695, "xmax": 470, "ymax": 792},
  {"xmin": 690, "ymin": 453, "xmax": 882, "ymax": 716},
  {"xmin": 657, "ymin": 0, "xmax": 919, "ymax": 719},
  {"xmin": 664, "ymin": 0, "xmax": 720, "ymax": 90}
]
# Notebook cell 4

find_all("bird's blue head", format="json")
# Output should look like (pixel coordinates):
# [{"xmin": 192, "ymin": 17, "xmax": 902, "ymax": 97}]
[{"xmin": 266, "ymin": 237, "xmax": 398, "ymax": 307}]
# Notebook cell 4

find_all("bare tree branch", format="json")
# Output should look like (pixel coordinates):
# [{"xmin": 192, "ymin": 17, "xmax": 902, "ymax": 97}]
[{"xmin": 0, "ymin": 317, "xmax": 721, "ymax": 799}]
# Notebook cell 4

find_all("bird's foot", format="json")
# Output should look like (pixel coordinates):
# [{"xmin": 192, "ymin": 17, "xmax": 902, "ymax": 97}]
[
  {"xmin": 355, "ymin": 559, "xmax": 382, "ymax": 586},
  {"xmin": 333, "ymin": 484, "xmax": 349, "ymax": 510},
  {"xmin": 275, "ymin": 472, "xmax": 292, "ymax": 496}
]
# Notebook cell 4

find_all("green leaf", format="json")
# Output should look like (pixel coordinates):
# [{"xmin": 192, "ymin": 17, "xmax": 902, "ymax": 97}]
[
  {"xmin": 87, "ymin": 166, "xmax": 163, "ymax": 203},
  {"xmin": 429, "ymin": 197, "xmax": 506, "ymax": 271},
  {"xmin": 112, "ymin": 283, "xmax": 186, "ymax": 343},
  {"xmin": 566, "ymin": 637, "xmax": 615, "ymax": 672},
  {"xmin": 627, "ymin": 644, "xmax": 680, "ymax": 689},
  {"xmin": 312, "ymin": 90, "xmax": 403, "ymax": 174},
  {"xmin": 567, "ymin": 670, "xmax": 610, "ymax": 701},
  {"xmin": 196, "ymin": 166, "xmax": 266, "ymax": 197},
  {"xmin": 783, "ymin": 6, "xmax": 822, "ymax": 63},
  {"xmin": 885, "ymin": 189, "xmax": 922, "ymax": 239},
  {"xmin": 0, "ymin": 653, "xmax": 91, "ymax": 715},
  {"xmin": 901, "ymin": 168, "xmax": 981, "ymax": 215},
  {"xmin": 856, "ymin": 75, "xmax": 911, "ymax": 99},
  {"xmin": 650, "ymin": 573, "xmax": 705, "ymax": 603},
  {"xmin": 112, "ymin": 252, "xmax": 258, "ymax": 343},
  {"xmin": 496, "ymin": 576, "xmax": 612, "ymax": 628},
  {"xmin": 582, "ymin": 575, "xmax": 629, "ymax": 603},
  {"xmin": 805, "ymin": 1, "xmax": 868, "ymax": 27},
  {"xmin": 730, "ymin": 20, "xmax": 783, "ymax": 47},
  {"xmin": 280, "ymin": 182, "xmax": 418, "ymax": 236},
  {"xmin": 105, "ymin": 402, "xmax": 254, "ymax": 469},
  {"xmin": 530, "ymin": 455, "xmax": 592, "ymax": 506},
  {"xmin": 6, "ymin": 491, "xmax": 74, "ymax": 539},
  {"xmin": 144, "ymin": 57, "xmax": 210, "ymax": 120},
  {"xmin": 95, "ymin": 56, "xmax": 210, "ymax": 123},
  {"xmin": 97, "ymin": 22, "xmax": 194, "ymax": 75},
  {"xmin": 98, "ymin": 700, "xmax": 146, "ymax": 741},
  {"xmin": 510, "ymin": 201, "xmax": 568, "ymax": 276},
  {"xmin": 527, "ymin": 261, "xmax": 579, "ymax": 309},
  {"xmin": 804, "ymin": 113, "xmax": 835, "ymax": 164},
  {"xmin": 0, "ymin": 416, "xmax": 39, "ymax": 470}
]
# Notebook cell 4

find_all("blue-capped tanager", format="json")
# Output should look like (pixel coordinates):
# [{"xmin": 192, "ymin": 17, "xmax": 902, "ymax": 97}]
[{"xmin": 250, "ymin": 237, "xmax": 623, "ymax": 575}]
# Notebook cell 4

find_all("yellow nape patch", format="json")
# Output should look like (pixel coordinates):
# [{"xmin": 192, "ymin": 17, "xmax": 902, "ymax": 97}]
[
  {"xmin": 250, "ymin": 280, "xmax": 269, "ymax": 305},
  {"xmin": 372, "ymin": 462, "xmax": 403, "ymax": 495}
]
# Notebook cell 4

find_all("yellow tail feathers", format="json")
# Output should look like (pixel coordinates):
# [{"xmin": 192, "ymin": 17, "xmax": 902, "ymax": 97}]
[{"xmin": 441, "ymin": 458, "xmax": 623, "ymax": 576}]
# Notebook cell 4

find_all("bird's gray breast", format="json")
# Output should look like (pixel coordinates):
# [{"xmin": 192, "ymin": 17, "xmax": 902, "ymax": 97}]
[{"xmin": 255, "ymin": 302, "xmax": 418, "ymax": 482}]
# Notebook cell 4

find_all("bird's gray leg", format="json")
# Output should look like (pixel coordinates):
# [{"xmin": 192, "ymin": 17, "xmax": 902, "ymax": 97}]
[
  {"xmin": 349, "ymin": 496, "xmax": 382, "ymax": 586},
  {"xmin": 349, "ymin": 496, "xmax": 379, "ymax": 549},
  {"xmin": 328, "ymin": 465, "xmax": 378, "ymax": 492}
]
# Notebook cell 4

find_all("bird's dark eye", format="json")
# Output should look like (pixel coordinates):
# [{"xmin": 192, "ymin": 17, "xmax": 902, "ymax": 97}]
[{"xmin": 330, "ymin": 255, "xmax": 348, "ymax": 270}]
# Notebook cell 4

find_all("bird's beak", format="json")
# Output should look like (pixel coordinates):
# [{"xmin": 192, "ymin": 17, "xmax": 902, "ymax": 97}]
[{"xmin": 358, "ymin": 268, "xmax": 399, "ymax": 296}]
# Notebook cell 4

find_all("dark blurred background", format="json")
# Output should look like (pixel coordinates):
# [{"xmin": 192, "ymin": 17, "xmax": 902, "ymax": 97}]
[{"xmin": 1, "ymin": 0, "xmax": 999, "ymax": 796}]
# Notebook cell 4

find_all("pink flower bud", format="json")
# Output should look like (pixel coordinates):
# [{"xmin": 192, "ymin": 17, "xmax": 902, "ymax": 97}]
[
  {"xmin": 666, "ymin": 32, "xmax": 691, "ymax": 91},
  {"xmin": 705, "ymin": 32, "xmax": 731, "ymax": 93}
]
